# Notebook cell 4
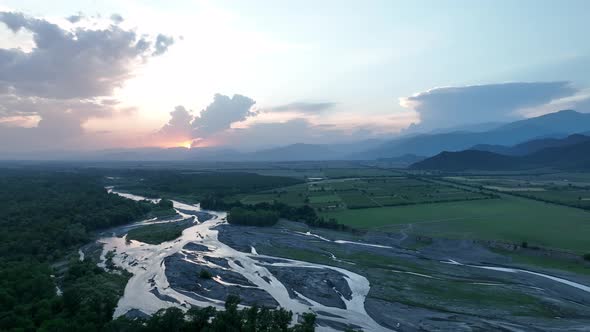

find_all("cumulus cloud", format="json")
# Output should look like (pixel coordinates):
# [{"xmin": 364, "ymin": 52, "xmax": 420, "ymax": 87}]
[
  {"xmin": 110, "ymin": 13, "xmax": 124, "ymax": 24},
  {"xmin": 154, "ymin": 94, "xmax": 256, "ymax": 146},
  {"xmin": 153, "ymin": 34, "xmax": 174, "ymax": 56},
  {"xmin": 517, "ymin": 89, "xmax": 590, "ymax": 117},
  {"xmin": 156, "ymin": 106, "xmax": 194, "ymax": 143},
  {"xmin": 400, "ymin": 81, "xmax": 577, "ymax": 131},
  {"xmin": 0, "ymin": 11, "xmax": 174, "ymax": 152},
  {"xmin": 66, "ymin": 13, "xmax": 84, "ymax": 23},
  {"xmin": 213, "ymin": 118, "xmax": 376, "ymax": 149},
  {"xmin": 267, "ymin": 101, "xmax": 336, "ymax": 113},
  {"xmin": 0, "ymin": 11, "xmax": 172, "ymax": 99},
  {"xmin": 191, "ymin": 94, "xmax": 256, "ymax": 137}
]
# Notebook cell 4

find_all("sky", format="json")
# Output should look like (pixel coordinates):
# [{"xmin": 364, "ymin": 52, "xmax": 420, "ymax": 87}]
[{"xmin": 0, "ymin": 0, "xmax": 589, "ymax": 152}]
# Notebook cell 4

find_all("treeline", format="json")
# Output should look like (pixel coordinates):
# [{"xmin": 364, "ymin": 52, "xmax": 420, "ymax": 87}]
[
  {"xmin": 227, "ymin": 207, "xmax": 279, "ymax": 226},
  {"xmin": 108, "ymin": 170, "xmax": 302, "ymax": 200},
  {"xmin": 438, "ymin": 176, "xmax": 590, "ymax": 211},
  {"xmin": 105, "ymin": 295, "xmax": 316, "ymax": 332},
  {"xmin": 0, "ymin": 170, "xmax": 163, "ymax": 331},
  {"xmin": 346, "ymin": 195, "xmax": 497, "ymax": 210},
  {"xmin": 1, "ymin": 257, "xmax": 131, "ymax": 331},
  {"xmin": 202, "ymin": 196, "xmax": 357, "ymax": 232},
  {"xmin": 0, "ymin": 171, "xmax": 160, "ymax": 261}
]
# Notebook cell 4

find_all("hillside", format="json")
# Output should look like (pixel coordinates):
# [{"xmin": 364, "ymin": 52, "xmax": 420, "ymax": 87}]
[
  {"xmin": 410, "ymin": 150, "xmax": 517, "ymax": 171},
  {"xmin": 472, "ymin": 134, "xmax": 590, "ymax": 156},
  {"xmin": 360, "ymin": 110, "xmax": 590, "ymax": 159},
  {"xmin": 411, "ymin": 138, "xmax": 590, "ymax": 171},
  {"xmin": 244, "ymin": 143, "xmax": 342, "ymax": 161}
]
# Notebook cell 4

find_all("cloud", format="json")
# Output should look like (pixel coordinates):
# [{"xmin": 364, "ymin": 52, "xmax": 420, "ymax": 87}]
[
  {"xmin": 110, "ymin": 13, "xmax": 124, "ymax": 24},
  {"xmin": 155, "ymin": 106, "xmax": 194, "ymax": 144},
  {"xmin": 0, "ymin": 11, "xmax": 173, "ymax": 99},
  {"xmin": 153, "ymin": 94, "xmax": 411, "ymax": 148},
  {"xmin": 400, "ymin": 81, "xmax": 577, "ymax": 130},
  {"xmin": 213, "ymin": 117, "xmax": 376, "ymax": 149},
  {"xmin": 517, "ymin": 89, "xmax": 590, "ymax": 117},
  {"xmin": 153, "ymin": 34, "xmax": 174, "ymax": 56},
  {"xmin": 191, "ymin": 93, "xmax": 256, "ymax": 137},
  {"xmin": 0, "ymin": 11, "xmax": 174, "ymax": 152},
  {"xmin": 267, "ymin": 101, "xmax": 336, "ymax": 113},
  {"xmin": 66, "ymin": 13, "xmax": 85, "ymax": 24}
]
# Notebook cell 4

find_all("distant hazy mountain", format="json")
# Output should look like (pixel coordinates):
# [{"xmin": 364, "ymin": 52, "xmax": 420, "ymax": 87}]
[
  {"xmin": 4, "ymin": 110, "xmax": 589, "ymax": 163},
  {"xmin": 235, "ymin": 139, "xmax": 387, "ymax": 161},
  {"xmin": 416, "ymin": 121, "xmax": 507, "ymax": 134},
  {"xmin": 471, "ymin": 134, "xmax": 590, "ymax": 156},
  {"xmin": 411, "ymin": 134, "xmax": 590, "ymax": 171},
  {"xmin": 358, "ymin": 110, "xmax": 590, "ymax": 159},
  {"xmin": 410, "ymin": 150, "xmax": 517, "ymax": 171},
  {"xmin": 377, "ymin": 154, "xmax": 426, "ymax": 164},
  {"xmin": 243, "ymin": 143, "xmax": 341, "ymax": 161}
]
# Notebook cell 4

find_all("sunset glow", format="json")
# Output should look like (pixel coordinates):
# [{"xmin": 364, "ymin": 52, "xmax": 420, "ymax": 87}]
[{"xmin": 0, "ymin": 1, "xmax": 588, "ymax": 154}]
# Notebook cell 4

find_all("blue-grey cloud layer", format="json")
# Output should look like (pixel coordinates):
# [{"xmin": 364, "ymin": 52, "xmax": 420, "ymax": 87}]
[
  {"xmin": 401, "ymin": 81, "xmax": 577, "ymax": 130},
  {"xmin": 268, "ymin": 101, "xmax": 336, "ymax": 113}
]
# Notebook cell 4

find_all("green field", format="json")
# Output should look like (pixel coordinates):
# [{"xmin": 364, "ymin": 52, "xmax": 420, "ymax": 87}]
[
  {"xmin": 237, "ymin": 176, "xmax": 490, "ymax": 210},
  {"xmin": 321, "ymin": 196, "xmax": 590, "ymax": 252},
  {"xmin": 445, "ymin": 174, "xmax": 590, "ymax": 209},
  {"xmin": 322, "ymin": 168, "xmax": 403, "ymax": 178}
]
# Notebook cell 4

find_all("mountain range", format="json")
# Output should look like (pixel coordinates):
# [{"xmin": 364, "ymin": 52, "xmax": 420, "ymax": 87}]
[
  {"xmin": 355, "ymin": 110, "xmax": 590, "ymax": 159},
  {"xmin": 411, "ymin": 134, "xmax": 590, "ymax": 171},
  {"xmin": 2, "ymin": 110, "xmax": 590, "ymax": 163}
]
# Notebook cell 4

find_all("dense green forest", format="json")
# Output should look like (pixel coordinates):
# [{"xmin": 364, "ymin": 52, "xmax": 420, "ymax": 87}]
[
  {"xmin": 0, "ymin": 169, "xmax": 320, "ymax": 331},
  {"xmin": 227, "ymin": 207, "xmax": 280, "ymax": 226},
  {"xmin": 126, "ymin": 217, "xmax": 194, "ymax": 244},
  {"xmin": 105, "ymin": 295, "xmax": 316, "ymax": 332},
  {"xmin": 109, "ymin": 170, "xmax": 302, "ymax": 201},
  {"xmin": 0, "ymin": 170, "xmax": 161, "ymax": 331},
  {"xmin": 0, "ymin": 171, "xmax": 161, "ymax": 260},
  {"xmin": 204, "ymin": 197, "xmax": 355, "ymax": 232}
]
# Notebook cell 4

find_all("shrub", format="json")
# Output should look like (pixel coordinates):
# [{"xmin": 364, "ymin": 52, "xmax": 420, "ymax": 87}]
[{"xmin": 199, "ymin": 269, "xmax": 213, "ymax": 279}]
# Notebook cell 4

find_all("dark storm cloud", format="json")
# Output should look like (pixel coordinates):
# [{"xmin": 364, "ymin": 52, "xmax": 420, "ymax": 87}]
[
  {"xmin": 400, "ymin": 81, "xmax": 577, "ymax": 130},
  {"xmin": 191, "ymin": 94, "xmax": 256, "ymax": 137},
  {"xmin": 268, "ymin": 101, "xmax": 336, "ymax": 113}
]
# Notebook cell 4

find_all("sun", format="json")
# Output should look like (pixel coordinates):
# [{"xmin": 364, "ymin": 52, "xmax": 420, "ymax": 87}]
[{"xmin": 180, "ymin": 140, "xmax": 192, "ymax": 149}]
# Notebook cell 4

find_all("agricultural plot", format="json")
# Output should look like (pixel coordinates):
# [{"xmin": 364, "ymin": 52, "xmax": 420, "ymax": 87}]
[
  {"xmin": 518, "ymin": 188, "xmax": 590, "ymax": 209},
  {"xmin": 320, "ymin": 195, "xmax": 590, "ymax": 253},
  {"xmin": 322, "ymin": 168, "xmax": 403, "ymax": 178},
  {"xmin": 237, "ymin": 176, "xmax": 490, "ymax": 211},
  {"xmin": 445, "ymin": 174, "xmax": 590, "ymax": 209}
]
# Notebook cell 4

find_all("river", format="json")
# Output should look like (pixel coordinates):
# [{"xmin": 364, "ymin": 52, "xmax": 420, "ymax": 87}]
[
  {"xmin": 99, "ymin": 189, "xmax": 590, "ymax": 331},
  {"xmin": 99, "ymin": 190, "xmax": 389, "ymax": 331}
]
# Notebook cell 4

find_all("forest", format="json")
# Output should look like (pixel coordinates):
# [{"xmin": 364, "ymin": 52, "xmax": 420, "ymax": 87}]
[
  {"xmin": 0, "ymin": 170, "xmax": 160, "ymax": 331},
  {"xmin": 204, "ymin": 196, "xmax": 356, "ymax": 232},
  {"xmin": 105, "ymin": 295, "xmax": 316, "ymax": 332},
  {"xmin": 109, "ymin": 170, "xmax": 302, "ymax": 200},
  {"xmin": 227, "ymin": 207, "xmax": 280, "ymax": 226},
  {"xmin": 0, "ymin": 169, "xmax": 320, "ymax": 331}
]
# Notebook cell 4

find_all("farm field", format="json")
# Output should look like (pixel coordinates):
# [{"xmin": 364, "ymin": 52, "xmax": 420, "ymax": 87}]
[
  {"xmin": 320, "ymin": 195, "xmax": 590, "ymax": 253},
  {"xmin": 235, "ymin": 176, "xmax": 490, "ymax": 210},
  {"xmin": 445, "ymin": 174, "xmax": 590, "ymax": 209}
]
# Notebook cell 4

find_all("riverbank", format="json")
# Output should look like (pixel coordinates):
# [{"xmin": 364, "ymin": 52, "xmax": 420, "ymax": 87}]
[{"xmin": 98, "ymin": 190, "xmax": 590, "ymax": 331}]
